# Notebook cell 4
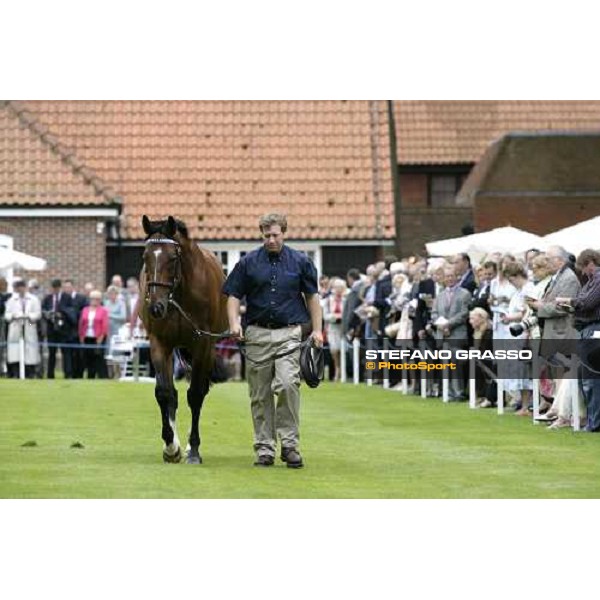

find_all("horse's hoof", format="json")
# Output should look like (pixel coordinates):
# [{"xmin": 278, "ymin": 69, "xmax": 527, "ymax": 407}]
[
  {"xmin": 186, "ymin": 449, "xmax": 203, "ymax": 465},
  {"xmin": 163, "ymin": 446, "xmax": 182, "ymax": 463}
]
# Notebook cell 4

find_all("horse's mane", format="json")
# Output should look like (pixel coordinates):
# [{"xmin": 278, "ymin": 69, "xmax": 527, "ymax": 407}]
[{"xmin": 144, "ymin": 217, "xmax": 189, "ymax": 240}]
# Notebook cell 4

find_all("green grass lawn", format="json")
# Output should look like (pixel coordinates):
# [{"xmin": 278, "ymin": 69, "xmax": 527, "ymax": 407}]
[{"xmin": 1, "ymin": 379, "xmax": 599, "ymax": 498}]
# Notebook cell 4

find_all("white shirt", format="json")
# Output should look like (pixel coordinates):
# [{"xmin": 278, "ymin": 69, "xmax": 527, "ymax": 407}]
[{"xmin": 86, "ymin": 308, "xmax": 97, "ymax": 338}]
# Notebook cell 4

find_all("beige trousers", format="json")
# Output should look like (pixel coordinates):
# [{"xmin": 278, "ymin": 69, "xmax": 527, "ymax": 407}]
[{"xmin": 245, "ymin": 324, "xmax": 302, "ymax": 457}]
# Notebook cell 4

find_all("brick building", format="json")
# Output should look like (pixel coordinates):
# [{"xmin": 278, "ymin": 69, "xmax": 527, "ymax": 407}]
[
  {"xmin": 457, "ymin": 131, "xmax": 600, "ymax": 234},
  {"xmin": 393, "ymin": 101, "xmax": 600, "ymax": 255}
]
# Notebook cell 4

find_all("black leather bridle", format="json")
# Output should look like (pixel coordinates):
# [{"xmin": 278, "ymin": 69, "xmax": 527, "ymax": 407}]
[{"xmin": 143, "ymin": 236, "xmax": 232, "ymax": 340}]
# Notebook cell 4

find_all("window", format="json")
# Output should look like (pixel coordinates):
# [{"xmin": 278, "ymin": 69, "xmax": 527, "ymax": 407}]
[
  {"xmin": 213, "ymin": 251, "xmax": 228, "ymax": 275},
  {"xmin": 429, "ymin": 174, "xmax": 466, "ymax": 207},
  {"xmin": 429, "ymin": 174, "xmax": 465, "ymax": 207}
]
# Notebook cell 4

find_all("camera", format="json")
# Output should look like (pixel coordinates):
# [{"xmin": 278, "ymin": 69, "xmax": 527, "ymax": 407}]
[
  {"xmin": 43, "ymin": 310, "xmax": 65, "ymax": 329},
  {"xmin": 509, "ymin": 315, "xmax": 538, "ymax": 337}
]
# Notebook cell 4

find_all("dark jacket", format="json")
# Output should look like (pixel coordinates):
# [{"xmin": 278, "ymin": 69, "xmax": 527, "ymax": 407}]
[
  {"xmin": 342, "ymin": 281, "xmax": 363, "ymax": 336},
  {"xmin": 469, "ymin": 281, "xmax": 492, "ymax": 316},
  {"xmin": 41, "ymin": 292, "xmax": 76, "ymax": 339},
  {"xmin": 459, "ymin": 269, "xmax": 477, "ymax": 295},
  {"xmin": 411, "ymin": 277, "xmax": 436, "ymax": 335},
  {"xmin": 0, "ymin": 292, "xmax": 11, "ymax": 319},
  {"xmin": 373, "ymin": 274, "xmax": 393, "ymax": 333},
  {"xmin": 68, "ymin": 292, "xmax": 88, "ymax": 339}
]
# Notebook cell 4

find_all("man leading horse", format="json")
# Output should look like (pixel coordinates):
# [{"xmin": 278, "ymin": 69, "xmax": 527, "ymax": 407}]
[{"xmin": 223, "ymin": 213, "xmax": 323, "ymax": 468}]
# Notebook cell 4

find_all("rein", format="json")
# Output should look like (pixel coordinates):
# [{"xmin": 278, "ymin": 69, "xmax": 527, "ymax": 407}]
[{"xmin": 169, "ymin": 298, "xmax": 232, "ymax": 340}]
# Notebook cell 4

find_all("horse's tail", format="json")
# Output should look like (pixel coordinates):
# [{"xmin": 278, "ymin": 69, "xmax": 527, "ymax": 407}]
[{"xmin": 210, "ymin": 354, "xmax": 229, "ymax": 383}]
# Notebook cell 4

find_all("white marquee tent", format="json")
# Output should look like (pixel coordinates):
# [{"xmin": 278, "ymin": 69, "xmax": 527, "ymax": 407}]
[
  {"xmin": 0, "ymin": 247, "xmax": 47, "ymax": 271},
  {"xmin": 542, "ymin": 216, "xmax": 600, "ymax": 256},
  {"xmin": 426, "ymin": 226, "xmax": 547, "ymax": 260},
  {"xmin": 0, "ymin": 235, "xmax": 47, "ymax": 286}
]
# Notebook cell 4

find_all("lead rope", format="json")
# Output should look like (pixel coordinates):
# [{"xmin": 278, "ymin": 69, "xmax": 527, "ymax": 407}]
[{"xmin": 168, "ymin": 298, "xmax": 232, "ymax": 339}]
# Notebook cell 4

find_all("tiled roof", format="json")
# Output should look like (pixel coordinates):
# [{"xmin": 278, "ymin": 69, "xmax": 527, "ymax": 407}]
[
  {"xmin": 0, "ymin": 101, "xmax": 119, "ymax": 206},
  {"xmin": 5, "ymin": 100, "xmax": 600, "ymax": 241},
  {"xmin": 395, "ymin": 100, "xmax": 600, "ymax": 165},
  {"xmin": 5, "ymin": 100, "xmax": 394, "ymax": 241}
]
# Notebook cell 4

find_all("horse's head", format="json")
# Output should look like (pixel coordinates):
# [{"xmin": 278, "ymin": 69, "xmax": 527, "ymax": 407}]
[{"xmin": 142, "ymin": 215, "xmax": 183, "ymax": 320}]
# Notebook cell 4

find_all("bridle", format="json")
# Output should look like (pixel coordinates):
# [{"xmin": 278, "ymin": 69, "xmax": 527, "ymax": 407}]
[
  {"xmin": 144, "ymin": 237, "xmax": 182, "ymax": 303},
  {"xmin": 143, "ymin": 235, "xmax": 231, "ymax": 340}
]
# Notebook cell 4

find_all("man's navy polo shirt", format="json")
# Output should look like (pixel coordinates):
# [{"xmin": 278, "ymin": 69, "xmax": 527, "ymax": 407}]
[{"xmin": 223, "ymin": 245, "xmax": 318, "ymax": 327}]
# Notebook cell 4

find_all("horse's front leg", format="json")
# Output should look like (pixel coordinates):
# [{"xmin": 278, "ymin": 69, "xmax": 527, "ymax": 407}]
[
  {"xmin": 150, "ymin": 341, "xmax": 181, "ymax": 463},
  {"xmin": 186, "ymin": 359, "xmax": 210, "ymax": 464}
]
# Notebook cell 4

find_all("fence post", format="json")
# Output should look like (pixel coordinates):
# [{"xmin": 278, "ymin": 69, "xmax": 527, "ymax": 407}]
[
  {"xmin": 441, "ymin": 343, "xmax": 449, "ymax": 403},
  {"xmin": 366, "ymin": 337, "xmax": 373, "ymax": 387},
  {"xmin": 531, "ymin": 348, "xmax": 540, "ymax": 421},
  {"xmin": 571, "ymin": 377, "xmax": 580, "ymax": 431},
  {"xmin": 497, "ymin": 379, "xmax": 504, "ymax": 415},
  {"xmin": 353, "ymin": 337, "xmax": 360, "ymax": 385},
  {"xmin": 469, "ymin": 351, "xmax": 476, "ymax": 409},
  {"xmin": 340, "ymin": 337, "xmax": 347, "ymax": 384},
  {"xmin": 383, "ymin": 337, "xmax": 390, "ymax": 389}
]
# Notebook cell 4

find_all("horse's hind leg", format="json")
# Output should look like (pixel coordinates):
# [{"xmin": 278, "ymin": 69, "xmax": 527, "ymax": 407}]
[
  {"xmin": 186, "ymin": 365, "xmax": 210, "ymax": 464},
  {"xmin": 151, "ymin": 344, "xmax": 181, "ymax": 463}
]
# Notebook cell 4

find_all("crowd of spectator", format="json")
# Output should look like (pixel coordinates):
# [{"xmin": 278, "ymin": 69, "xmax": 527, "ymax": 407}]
[
  {"xmin": 0, "ymin": 274, "xmax": 141, "ymax": 380},
  {"xmin": 3, "ymin": 244, "xmax": 600, "ymax": 433},
  {"xmin": 318, "ymin": 245, "xmax": 600, "ymax": 432}
]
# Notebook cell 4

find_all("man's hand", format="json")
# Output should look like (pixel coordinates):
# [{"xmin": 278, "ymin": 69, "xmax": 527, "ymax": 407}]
[
  {"xmin": 525, "ymin": 298, "xmax": 541, "ymax": 311},
  {"xmin": 555, "ymin": 297, "xmax": 572, "ymax": 306},
  {"xmin": 310, "ymin": 330, "xmax": 324, "ymax": 348},
  {"xmin": 229, "ymin": 324, "xmax": 244, "ymax": 340}
]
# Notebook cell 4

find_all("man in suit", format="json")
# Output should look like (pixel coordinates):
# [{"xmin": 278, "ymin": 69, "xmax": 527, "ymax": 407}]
[
  {"xmin": 454, "ymin": 253, "xmax": 477, "ymax": 295},
  {"xmin": 63, "ymin": 279, "xmax": 88, "ymax": 378},
  {"xmin": 430, "ymin": 268, "xmax": 472, "ymax": 400},
  {"xmin": 342, "ymin": 268, "xmax": 363, "ymax": 339},
  {"xmin": 470, "ymin": 261, "xmax": 496, "ymax": 317},
  {"xmin": 526, "ymin": 245, "xmax": 580, "ymax": 361},
  {"xmin": 42, "ymin": 279, "xmax": 75, "ymax": 378},
  {"xmin": 373, "ymin": 256, "xmax": 397, "ymax": 338}
]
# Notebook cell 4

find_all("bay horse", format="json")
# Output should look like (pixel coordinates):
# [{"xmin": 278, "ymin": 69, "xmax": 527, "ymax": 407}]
[{"xmin": 139, "ymin": 215, "xmax": 228, "ymax": 464}]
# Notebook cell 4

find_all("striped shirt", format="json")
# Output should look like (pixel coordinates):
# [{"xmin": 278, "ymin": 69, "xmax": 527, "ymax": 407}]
[{"xmin": 573, "ymin": 267, "xmax": 600, "ymax": 322}]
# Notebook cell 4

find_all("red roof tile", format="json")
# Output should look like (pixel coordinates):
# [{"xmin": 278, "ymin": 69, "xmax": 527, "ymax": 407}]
[
  {"xmin": 4, "ymin": 100, "xmax": 393, "ymax": 240},
  {"xmin": 0, "ymin": 101, "xmax": 118, "ymax": 206},
  {"xmin": 394, "ymin": 100, "xmax": 600, "ymax": 164},
  {"xmin": 5, "ymin": 100, "xmax": 600, "ymax": 240}
]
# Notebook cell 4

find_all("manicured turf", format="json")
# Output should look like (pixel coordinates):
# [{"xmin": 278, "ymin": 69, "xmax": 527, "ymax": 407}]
[{"xmin": 1, "ymin": 379, "xmax": 599, "ymax": 498}]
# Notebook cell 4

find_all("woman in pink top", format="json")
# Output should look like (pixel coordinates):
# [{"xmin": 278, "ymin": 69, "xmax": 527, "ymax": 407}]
[{"xmin": 79, "ymin": 290, "xmax": 109, "ymax": 379}]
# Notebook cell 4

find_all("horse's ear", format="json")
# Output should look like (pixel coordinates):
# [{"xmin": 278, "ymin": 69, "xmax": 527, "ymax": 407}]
[
  {"xmin": 165, "ymin": 216, "xmax": 177, "ymax": 237},
  {"xmin": 142, "ymin": 215, "xmax": 152, "ymax": 235}
]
